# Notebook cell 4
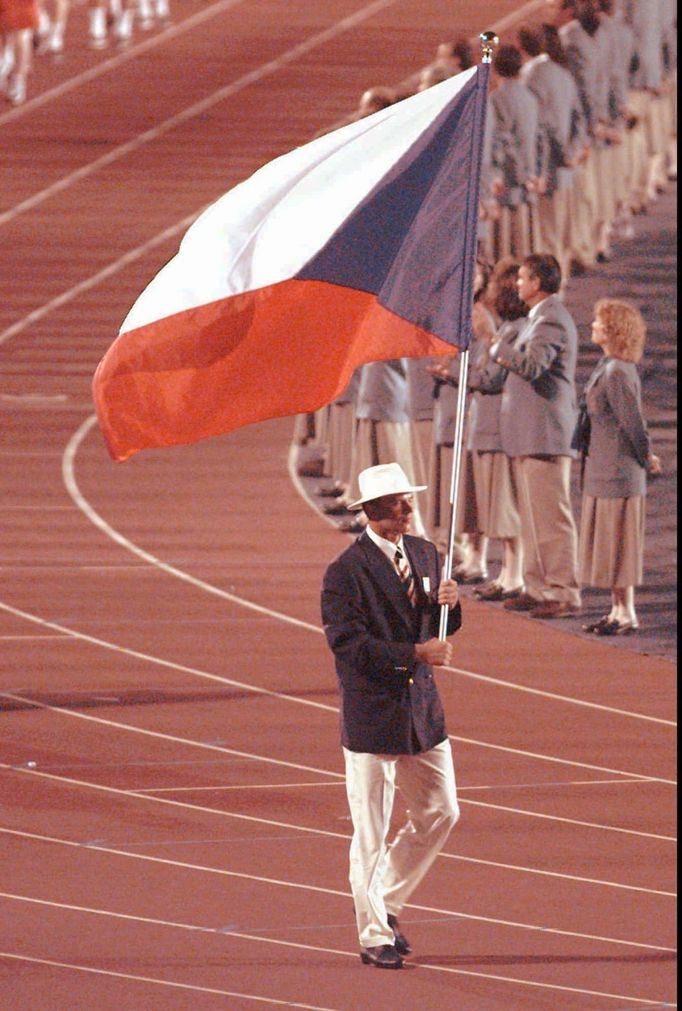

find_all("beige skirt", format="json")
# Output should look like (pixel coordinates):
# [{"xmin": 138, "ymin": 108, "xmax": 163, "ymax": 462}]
[
  {"xmin": 579, "ymin": 494, "xmax": 645, "ymax": 588},
  {"xmin": 471, "ymin": 450, "xmax": 521, "ymax": 539},
  {"xmin": 427, "ymin": 445, "xmax": 478, "ymax": 538}
]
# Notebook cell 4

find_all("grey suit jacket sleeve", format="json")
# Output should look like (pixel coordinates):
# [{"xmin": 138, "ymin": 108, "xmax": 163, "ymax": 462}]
[
  {"xmin": 493, "ymin": 316, "xmax": 565, "ymax": 383},
  {"xmin": 603, "ymin": 366, "xmax": 650, "ymax": 467}
]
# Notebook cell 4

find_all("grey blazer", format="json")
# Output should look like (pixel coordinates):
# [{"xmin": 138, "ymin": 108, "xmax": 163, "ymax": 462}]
[
  {"xmin": 522, "ymin": 55, "xmax": 587, "ymax": 193},
  {"xmin": 560, "ymin": 18, "xmax": 605, "ymax": 131},
  {"xmin": 582, "ymin": 356, "xmax": 651, "ymax": 498},
  {"xmin": 355, "ymin": 359, "xmax": 409, "ymax": 423},
  {"xmin": 489, "ymin": 79, "xmax": 541, "ymax": 207},
  {"xmin": 468, "ymin": 318, "xmax": 527, "ymax": 452},
  {"xmin": 624, "ymin": 0, "xmax": 665, "ymax": 89},
  {"xmin": 492, "ymin": 295, "xmax": 579, "ymax": 458},
  {"xmin": 406, "ymin": 357, "xmax": 436, "ymax": 422}
]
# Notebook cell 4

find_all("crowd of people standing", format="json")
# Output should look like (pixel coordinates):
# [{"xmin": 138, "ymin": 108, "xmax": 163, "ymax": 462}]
[
  {"xmin": 300, "ymin": 0, "xmax": 675, "ymax": 637},
  {"xmin": 0, "ymin": 0, "xmax": 170, "ymax": 106}
]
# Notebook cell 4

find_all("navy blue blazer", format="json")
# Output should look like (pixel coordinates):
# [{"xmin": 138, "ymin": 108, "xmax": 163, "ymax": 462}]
[{"xmin": 321, "ymin": 532, "xmax": 462, "ymax": 755}]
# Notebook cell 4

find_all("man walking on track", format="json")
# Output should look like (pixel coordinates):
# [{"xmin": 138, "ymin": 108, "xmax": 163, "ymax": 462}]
[{"xmin": 321, "ymin": 462, "xmax": 462, "ymax": 969}]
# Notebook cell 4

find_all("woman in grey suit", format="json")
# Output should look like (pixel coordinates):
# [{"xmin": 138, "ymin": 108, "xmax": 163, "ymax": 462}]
[{"xmin": 578, "ymin": 299, "xmax": 662, "ymax": 634}]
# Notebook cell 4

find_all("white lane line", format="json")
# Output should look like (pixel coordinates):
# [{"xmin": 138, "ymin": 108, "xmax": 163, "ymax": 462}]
[
  {"xmin": 0, "ymin": 605, "xmax": 675, "ymax": 789},
  {"xmin": 2, "ymin": 689, "xmax": 675, "ymax": 840},
  {"xmin": 64, "ymin": 417, "xmax": 677, "ymax": 731},
  {"xmin": 0, "ymin": 635, "xmax": 72, "ymax": 640},
  {"xmin": 448, "ymin": 734, "xmax": 674, "ymax": 786},
  {"xmin": 0, "ymin": 901, "xmax": 671, "ymax": 1007},
  {"xmin": 0, "ymin": 213, "xmax": 198, "ymax": 347},
  {"xmin": 0, "ymin": 949, "xmax": 340, "ymax": 1010},
  {"xmin": 2, "ymin": 822, "xmax": 674, "ymax": 937},
  {"xmin": 0, "ymin": 0, "xmax": 250, "ymax": 129},
  {"xmin": 1, "ymin": 753, "xmax": 676, "ymax": 885},
  {"xmin": 462, "ymin": 798, "xmax": 674, "ymax": 842},
  {"xmin": 1, "ymin": 694, "xmax": 675, "ymax": 895},
  {"xmin": 0, "ymin": 0, "xmax": 400, "ymax": 229},
  {"xmin": 133, "ymin": 776, "xmax": 659, "ymax": 795},
  {"xmin": 133, "ymin": 781, "xmax": 345, "ymax": 793}
]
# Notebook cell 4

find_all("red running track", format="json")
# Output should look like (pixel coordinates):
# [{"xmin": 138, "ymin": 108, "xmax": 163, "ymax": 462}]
[{"xmin": 0, "ymin": 1, "xmax": 676, "ymax": 1008}]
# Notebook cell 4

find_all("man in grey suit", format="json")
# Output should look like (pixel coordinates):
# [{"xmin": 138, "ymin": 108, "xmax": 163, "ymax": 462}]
[
  {"xmin": 488, "ymin": 43, "xmax": 544, "ymax": 258},
  {"xmin": 321, "ymin": 463, "xmax": 461, "ymax": 968},
  {"xmin": 489, "ymin": 253, "xmax": 581, "ymax": 617},
  {"xmin": 519, "ymin": 23, "xmax": 588, "ymax": 278}
]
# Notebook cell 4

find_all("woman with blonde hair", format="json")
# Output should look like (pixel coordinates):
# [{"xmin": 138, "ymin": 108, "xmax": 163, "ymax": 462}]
[{"xmin": 577, "ymin": 298, "xmax": 661, "ymax": 635}]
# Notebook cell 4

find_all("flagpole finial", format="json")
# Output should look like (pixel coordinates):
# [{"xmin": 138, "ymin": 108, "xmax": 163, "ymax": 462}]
[{"xmin": 479, "ymin": 31, "xmax": 499, "ymax": 63}]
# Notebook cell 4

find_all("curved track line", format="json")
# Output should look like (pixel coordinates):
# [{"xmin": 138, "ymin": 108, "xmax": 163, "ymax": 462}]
[
  {"xmin": 66, "ymin": 415, "xmax": 676, "ymax": 729},
  {"xmin": 0, "ymin": 948, "xmax": 341, "ymax": 1010},
  {"xmin": 0, "ymin": 598, "xmax": 674, "ymax": 787},
  {"xmin": 0, "ymin": 906, "xmax": 670, "ymax": 1006},
  {"xmin": 0, "ymin": 822, "xmax": 673, "ymax": 955},
  {"xmin": 0, "ymin": 0, "xmax": 400, "ymax": 228}
]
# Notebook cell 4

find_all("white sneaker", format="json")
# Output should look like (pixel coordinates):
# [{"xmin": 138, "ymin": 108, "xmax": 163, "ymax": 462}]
[
  {"xmin": 0, "ymin": 46, "xmax": 14, "ymax": 87},
  {"xmin": 7, "ymin": 72, "xmax": 27, "ymax": 105},
  {"xmin": 137, "ymin": 0, "xmax": 154, "ymax": 28},
  {"xmin": 114, "ymin": 8, "xmax": 133, "ymax": 43},
  {"xmin": 46, "ymin": 23, "xmax": 65, "ymax": 55},
  {"xmin": 154, "ymin": 0, "xmax": 170, "ymax": 20},
  {"xmin": 89, "ymin": 7, "xmax": 108, "ymax": 48}
]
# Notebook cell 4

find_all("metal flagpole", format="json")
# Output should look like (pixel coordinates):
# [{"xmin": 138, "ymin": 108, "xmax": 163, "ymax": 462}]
[{"xmin": 438, "ymin": 30, "xmax": 498, "ymax": 642}]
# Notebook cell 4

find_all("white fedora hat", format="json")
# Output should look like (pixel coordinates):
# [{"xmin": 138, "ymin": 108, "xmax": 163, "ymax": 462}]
[{"xmin": 348, "ymin": 462, "xmax": 427, "ymax": 510}]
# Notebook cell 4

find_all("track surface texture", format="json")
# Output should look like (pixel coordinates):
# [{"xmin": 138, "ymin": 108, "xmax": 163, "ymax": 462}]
[{"xmin": 0, "ymin": 1, "xmax": 677, "ymax": 1009}]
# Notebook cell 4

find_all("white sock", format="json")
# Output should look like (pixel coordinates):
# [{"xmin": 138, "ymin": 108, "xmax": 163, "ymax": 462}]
[
  {"xmin": 89, "ymin": 7, "xmax": 107, "ymax": 41},
  {"xmin": 115, "ymin": 8, "xmax": 133, "ymax": 40}
]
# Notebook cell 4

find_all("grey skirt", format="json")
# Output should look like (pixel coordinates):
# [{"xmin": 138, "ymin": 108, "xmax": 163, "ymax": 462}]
[{"xmin": 579, "ymin": 494, "xmax": 645, "ymax": 588}]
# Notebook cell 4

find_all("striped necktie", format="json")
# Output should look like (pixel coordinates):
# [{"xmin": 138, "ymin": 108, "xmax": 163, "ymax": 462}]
[{"xmin": 394, "ymin": 547, "xmax": 417, "ymax": 606}]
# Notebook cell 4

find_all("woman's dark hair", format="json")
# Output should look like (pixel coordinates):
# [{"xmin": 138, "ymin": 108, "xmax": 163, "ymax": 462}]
[
  {"xmin": 495, "ymin": 284, "xmax": 529, "ymax": 322},
  {"xmin": 474, "ymin": 258, "xmax": 493, "ymax": 302},
  {"xmin": 489, "ymin": 260, "xmax": 528, "ymax": 321}
]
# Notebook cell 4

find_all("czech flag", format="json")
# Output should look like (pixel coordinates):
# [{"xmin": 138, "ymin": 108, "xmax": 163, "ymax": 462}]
[{"xmin": 93, "ymin": 64, "xmax": 489, "ymax": 462}]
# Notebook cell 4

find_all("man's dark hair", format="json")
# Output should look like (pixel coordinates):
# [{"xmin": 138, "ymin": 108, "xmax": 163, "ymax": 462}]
[
  {"xmin": 524, "ymin": 253, "xmax": 562, "ymax": 294},
  {"xmin": 493, "ymin": 44, "xmax": 523, "ymax": 79},
  {"xmin": 445, "ymin": 37, "xmax": 474, "ymax": 70},
  {"xmin": 576, "ymin": 0, "xmax": 601, "ymax": 35},
  {"xmin": 541, "ymin": 23, "xmax": 569, "ymax": 66},
  {"xmin": 518, "ymin": 24, "xmax": 543, "ymax": 59}
]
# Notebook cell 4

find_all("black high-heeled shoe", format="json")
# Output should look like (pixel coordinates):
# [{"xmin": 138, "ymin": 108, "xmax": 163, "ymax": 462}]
[
  {"xmin": 595, "ymin": 618, "xmax": 639, "ymax": 636},
  {"xmin": 582, "ymin": 615, "xmax": 613, "ymax": 633}
]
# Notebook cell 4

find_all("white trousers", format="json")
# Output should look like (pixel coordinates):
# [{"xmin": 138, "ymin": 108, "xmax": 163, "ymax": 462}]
[{"xmin": 343, "ymin": 739, "xmax": 459, "ymax": 948}]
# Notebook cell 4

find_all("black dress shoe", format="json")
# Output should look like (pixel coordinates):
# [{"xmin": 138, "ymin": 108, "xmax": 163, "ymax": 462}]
[
  {"xmin": 317, "ymin": 485, "xmax": 344, "ymax": 497},
  {"xmin": 503, "ymin": 592, "xmax": 539, "ymax": 612},
  {"xmin": 387, "ymin": 914, "xmax": 411, "ymax": 955},
  {"xmin": 583, "ymin": 614, "xmax": 613, "ymax": 633},
  {"xmin": 359, "ymin": 944, "xmax": 403, "ymax": 969},
  {"xmin": 475, "ymin": 582, "xmax": 524, "ymax": 601},
  {"xmin": 595, "ymin": 618, "xmax": 639, "ymax": 636}
]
